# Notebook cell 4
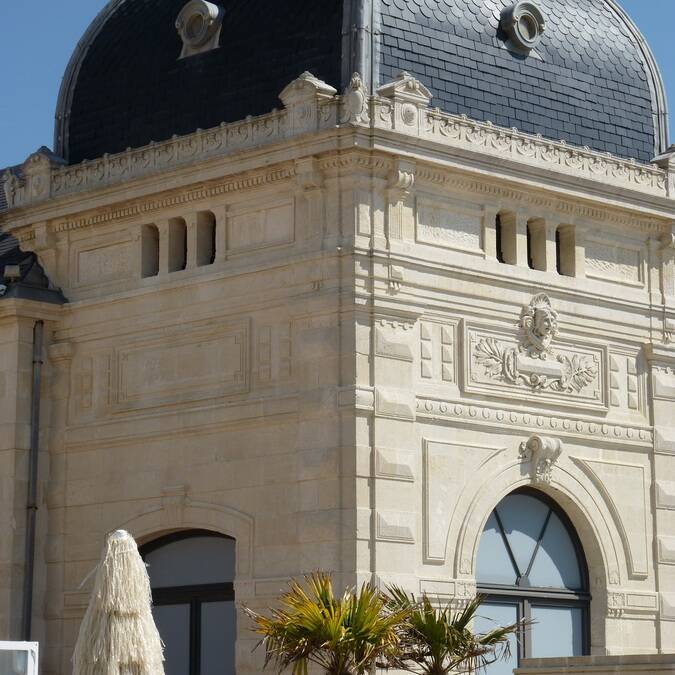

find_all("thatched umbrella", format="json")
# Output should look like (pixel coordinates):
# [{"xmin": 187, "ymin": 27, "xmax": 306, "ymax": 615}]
[{"xmin": 72, "ymin": 530, "xmax": 165, "ymax": 675}]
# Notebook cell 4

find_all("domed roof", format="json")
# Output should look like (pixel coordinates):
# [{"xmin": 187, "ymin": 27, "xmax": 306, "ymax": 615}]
[{"xmin": 56, "ymin": 0, "xmax": 667, "ymax": 165}]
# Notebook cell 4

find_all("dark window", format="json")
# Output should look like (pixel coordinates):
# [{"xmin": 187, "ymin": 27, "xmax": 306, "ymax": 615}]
[
  {"xmin": 141, "ymin": 531, "xmax": 236, "ymax": 675},
  {"xmin": 555, "ymin": 228, "xmax": 562, "ymax": 275},
  {"xmin": 195, "ymin": 211, "xmax": 216, "ymax": 267},
  {"xmin": 169, "ymin": 218, "xmax": 188, "ymax": 272},
  {"xmin": 475, "ymin": 489, "xmax": 590, "ymax": 672},
  {"xmin": 496, "ymin": 214, "xmax": 505, "ymax": 264},
  {"xmin": 141, "ymin": 224, "xmax": 160, "ymax": 278}
]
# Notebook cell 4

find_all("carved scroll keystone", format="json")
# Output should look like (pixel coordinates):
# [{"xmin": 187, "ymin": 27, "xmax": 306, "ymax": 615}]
[{"xmin": 519, "ymin": 434, "xmax": 563, "ymax": 484}]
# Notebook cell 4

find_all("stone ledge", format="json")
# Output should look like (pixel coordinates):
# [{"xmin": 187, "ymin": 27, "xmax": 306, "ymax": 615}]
[{"xmin": 516, "ymin": 654, "xmax": 675, "ymax": 674}]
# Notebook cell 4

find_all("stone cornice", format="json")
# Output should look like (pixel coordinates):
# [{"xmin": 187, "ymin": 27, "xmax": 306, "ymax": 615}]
[
  {"xmin": 0, "ymin": 298, "xmax": 63, "ymax": 322},
  {"xmin": 2, "ymin": 72, "xmax": 671, "ymax": 220},
  {"xmin": 13, "ymin": 165, "xmax": 294, "ymax": 244},
  {"xmin": 415, "ymin": 396, "xmax": 652, "ymax": 448},
  {"xmin": 415, "ymin": 168, "xmax": 666, "ymax": 235}
]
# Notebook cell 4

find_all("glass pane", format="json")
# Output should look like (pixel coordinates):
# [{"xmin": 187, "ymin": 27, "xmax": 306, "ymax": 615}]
[
  {"xmin": 146, "ymin": 535, "xmax": 235, "ymax": 587},
  {"xmin": 531, "ymin": 605, "xmax": 583, "ymax": 658},
  {"xmin": 474, "ymin": 602, "xmax": 519, "ymax": 675},
  {"xmin": 528, "ymin": 512, "xmax": 582, "ymax": 590},
  {"xmin": 476, "ymin": 512, "xmax": 518, "ymax": 585},
  {"xmin": 153, "ymin": 604, "xmax": 190, "ymax": 675},
  {"xmin": 0, "ymin": 651, "xmax": 28, "ymax": 675},
  {"xmin": 497, "ymin": 494, "xmax": 550, "ymax": 577},
  {"xmin": 201, "ymin": 601, "xmax": 236, "ymax": 675}
]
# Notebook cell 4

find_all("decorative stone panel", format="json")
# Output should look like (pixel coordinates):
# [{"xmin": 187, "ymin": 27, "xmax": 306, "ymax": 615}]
[
  {"xmin": 419, "ymin": 321, "xmax": 456, "ymax": 383},
  {"xmin": 573, "ymin": 458, "xmax": 649, "ymax": 578},
  {"xmin": 585, "ymin": 238, "xmax": 644, "ymax": 287},
  {"xmin": 415, "ymin": 196, "xmax": 484, "ymax": 256},
  {"xmin": 111, "ymin": 320, "xmax": 249, "ymax": 411}
]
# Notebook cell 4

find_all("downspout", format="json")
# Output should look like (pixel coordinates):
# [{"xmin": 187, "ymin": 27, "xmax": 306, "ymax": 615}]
[{"xmin": 22, "ymin": 320, "xmax": 44, "ymax": 641}]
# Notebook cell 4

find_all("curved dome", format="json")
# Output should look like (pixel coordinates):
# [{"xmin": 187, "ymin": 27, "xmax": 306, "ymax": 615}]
[
  {"xmin": 378, "ymin": 0, "xmax": 667, "ymax": 162},
  {"xmin": 56, "ymin": 0, "xmax": 344, "ymax": 164},
  {"xmin": 56, "ymin": 0, "xmax": 667, "ymax": 165}
]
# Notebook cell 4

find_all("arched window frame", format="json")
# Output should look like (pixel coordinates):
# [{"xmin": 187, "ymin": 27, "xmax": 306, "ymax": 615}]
[
  {"xmin": 140, "ymin": 529, "xmax": 236, "ymax": 675},
  {"xmin": 476, "ymin": 488, "xmax": 591, "ymax": 663}
]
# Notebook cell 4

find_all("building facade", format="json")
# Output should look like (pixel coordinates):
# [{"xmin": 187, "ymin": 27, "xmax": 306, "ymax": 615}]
[{"xmin": 1, "ymin": 0, "xmax": 675, "ymax": 673}]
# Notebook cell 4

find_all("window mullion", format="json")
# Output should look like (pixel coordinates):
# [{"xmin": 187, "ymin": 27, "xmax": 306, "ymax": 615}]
[
  {"xmin": 523, "ymin": 599, "xmax": 532, "ymax": 660},
  {"xmin": 494, "ymin": 508, "xmax": 522, "ymax": 580},
  {"xmin": 523, "ymin": 508, "xmax": 553, "ymax": 583},
  {"xmin": 190, "ymin": 600, "xmax": 200, "ymax": 675}
]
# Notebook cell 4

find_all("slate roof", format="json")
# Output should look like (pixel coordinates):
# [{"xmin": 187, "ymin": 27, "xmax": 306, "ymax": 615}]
[
  {"xmin": 379, "ymin": 0, "xmax": 662, "ymax": 162},
  {"xmin": 0, "ymin": 233, "xmax": 66, "ymax": 304},
  {"xmin": 62, "ymin": 0, "xmax": 344, "ymax": 164},
  {"xmin": 40, "ymin": 0, "xmax": 675, "ymax": 167}
]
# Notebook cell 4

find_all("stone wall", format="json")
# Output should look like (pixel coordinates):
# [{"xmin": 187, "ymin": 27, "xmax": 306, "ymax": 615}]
[
  {"xmin": 516, "ymin": 654, "xmax": 675, "ymax": 673},
  {"xmin": 1, "ymin": 74, "xmax": 675, "ymax": 674}
]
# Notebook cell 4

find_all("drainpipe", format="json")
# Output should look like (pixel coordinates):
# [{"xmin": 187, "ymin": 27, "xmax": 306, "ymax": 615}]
[{"xmin": 22, "ymin": 320, "xmax": 44, "ymax": 641}]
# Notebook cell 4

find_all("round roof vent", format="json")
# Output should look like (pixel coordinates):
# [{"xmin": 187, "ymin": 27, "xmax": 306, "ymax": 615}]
[
  {"xmin": 176, "ymin": 0, "xmax": 224, "ymax": 59},
  {"xmin": 500, "ymin": 1, "xmax": 546, "ymax": 55}
]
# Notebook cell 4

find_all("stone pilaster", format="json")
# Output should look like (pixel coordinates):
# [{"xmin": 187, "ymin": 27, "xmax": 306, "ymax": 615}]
[
  {"xmin": 0, "ymin": 299, "xmax": 61, "ymax": 640},
  {"xmin": 368, "ymin": 307, "xmax": 421, "ymax": 592},
  {"xmin": 645, "ymin": 344, "xmax": 675, "ymax": 650}
]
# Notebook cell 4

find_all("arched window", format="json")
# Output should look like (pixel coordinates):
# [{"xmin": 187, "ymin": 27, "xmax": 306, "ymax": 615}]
[
  {"xmin": 474, "ymin": 489, "xmax": 590, "ymax": 674},
  {"xmin": 141, "ymin": 530, "xmax": 236, "ymax": 675}
]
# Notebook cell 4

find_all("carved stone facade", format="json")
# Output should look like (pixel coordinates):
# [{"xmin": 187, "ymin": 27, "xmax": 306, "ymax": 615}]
[{"xmin": 2, "ymin": 70, "xmax": 675, "ymax": 674}]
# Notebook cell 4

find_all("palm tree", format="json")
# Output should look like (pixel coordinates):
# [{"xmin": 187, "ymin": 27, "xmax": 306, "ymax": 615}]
[
  {"xmin": 386, "ymin": 587, "xmax": 522, "ymax": 675},
  {"xmin": 245, "ymin": 572, "xmax": 408, "ymax": 675}
]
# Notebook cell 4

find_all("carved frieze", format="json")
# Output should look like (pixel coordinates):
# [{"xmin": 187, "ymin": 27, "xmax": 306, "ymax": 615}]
[
  {"xmin": 468, "ymin": 294, "xmax": 604, "ymax": 409},
  {"xmin": 415, "ymin": 397, "xmax": 651, "ymax": 446}
]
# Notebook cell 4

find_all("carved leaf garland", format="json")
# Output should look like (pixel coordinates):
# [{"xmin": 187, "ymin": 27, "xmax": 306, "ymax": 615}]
[
  {"xmin": 558, "ymin": 354, "xmax": 598, "ymax": 393},
  {"xmin": 474, "ymin": 337, "xmax": 598, "ymax": 395},
  {"xmin": 474, "ymin": 338, "xmax": 504, "ymax": 378}
]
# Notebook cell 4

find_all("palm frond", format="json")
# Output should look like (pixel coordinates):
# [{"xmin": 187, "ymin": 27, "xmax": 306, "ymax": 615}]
[
  {"xmin": 385, "ymin": 587, "xmax": 525, "ymax": 675},
  {"xmin": 245, "ymin": 572, "xmax": 407, "ymax": 675}
]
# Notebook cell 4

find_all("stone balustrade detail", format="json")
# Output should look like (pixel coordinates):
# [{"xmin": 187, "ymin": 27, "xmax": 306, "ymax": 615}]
[{"xmin": 1, "ymin": 71, "xmax": 669, "ymax": 212}]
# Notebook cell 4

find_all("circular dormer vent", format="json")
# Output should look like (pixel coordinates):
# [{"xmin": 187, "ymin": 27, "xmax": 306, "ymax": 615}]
[
  {"xmin": 500, "ymin": 1, "xmax": 546, "ymax": 55},
  {"xmin": 176, "ymin": 0, "xmax": 224, "ymax": 59}
]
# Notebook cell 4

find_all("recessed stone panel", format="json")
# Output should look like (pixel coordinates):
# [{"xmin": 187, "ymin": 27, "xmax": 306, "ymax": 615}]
[
  {"xmin": 112, "ymin": 320, "xmax": 249, "ymax": 411},
  {"xmin": 227, "ymin": 200, "xmax": 294, "ymax": 253}
]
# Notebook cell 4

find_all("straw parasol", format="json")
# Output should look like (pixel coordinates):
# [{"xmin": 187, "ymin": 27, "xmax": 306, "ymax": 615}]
[{"xmin": 72, "ymin": 530, "xmax": 165, "ymax": 675}]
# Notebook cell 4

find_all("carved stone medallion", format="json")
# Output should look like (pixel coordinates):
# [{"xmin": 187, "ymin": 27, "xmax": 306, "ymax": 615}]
[{"xmin": 474, "ymin": 294, "xmax": 598, "ymax": 394}]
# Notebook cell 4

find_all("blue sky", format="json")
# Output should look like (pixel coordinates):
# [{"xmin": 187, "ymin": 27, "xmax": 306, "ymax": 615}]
[{"xmin": 0, "ymin": 0, "xmax": 672, "ymax": 168}]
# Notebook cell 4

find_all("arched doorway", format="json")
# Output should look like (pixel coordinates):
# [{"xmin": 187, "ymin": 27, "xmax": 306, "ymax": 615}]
[
  {"xmin": 474, "ymin": 488, "xmax": 590, "ymax": 673},
  {"xmin": 140, "ymin": 530, "xmax": 236, "ymax": 675}
]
